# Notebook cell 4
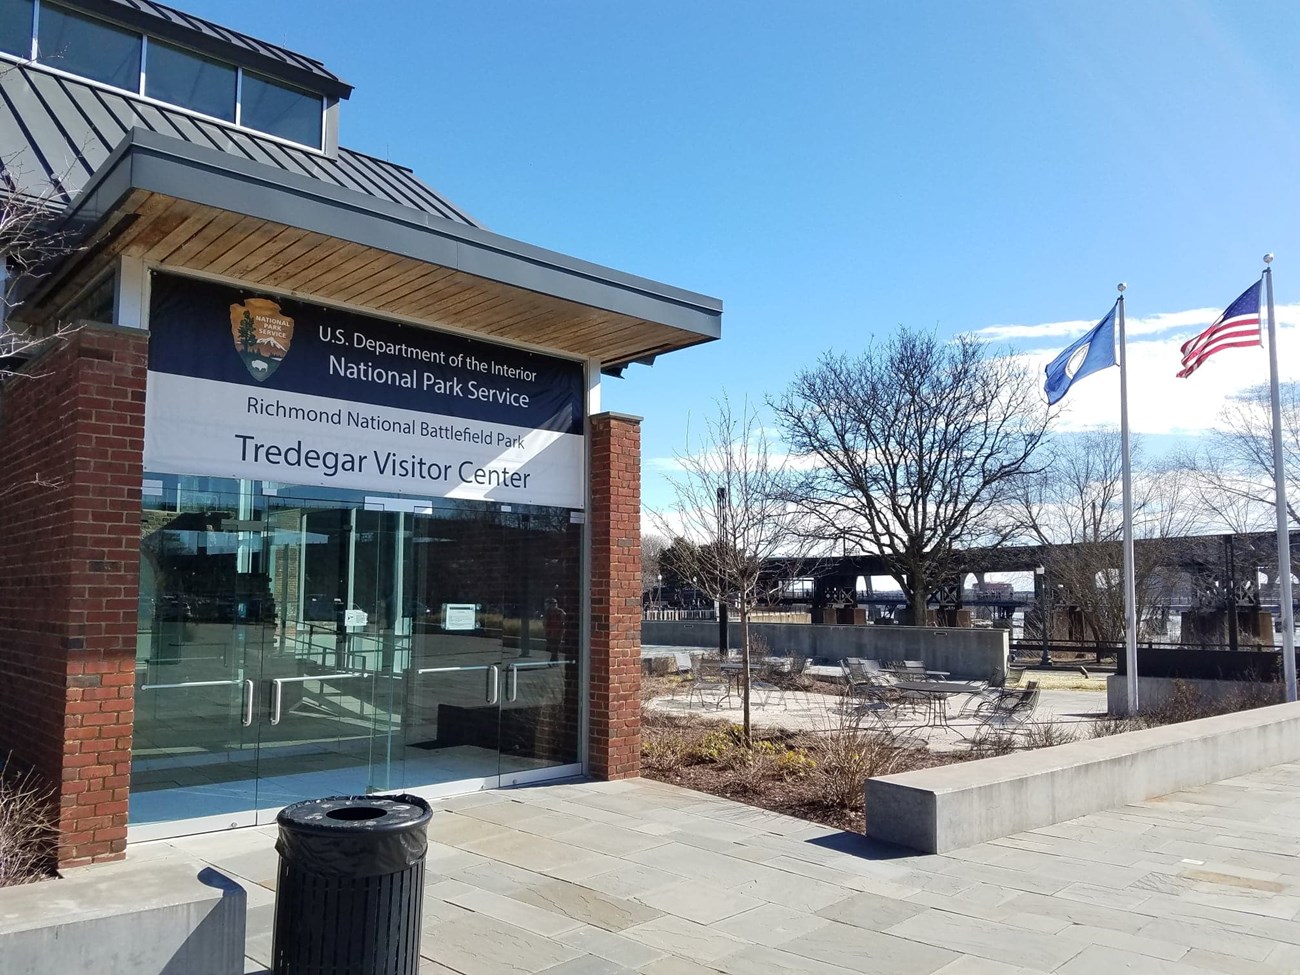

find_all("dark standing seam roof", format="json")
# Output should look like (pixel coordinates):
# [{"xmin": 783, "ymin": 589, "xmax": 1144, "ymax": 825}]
[
  {"xmin": 0, "ymin": 62, "xmax": 480, "ymax": 226},
  {"xmin": 66, "ymin": 0, "xmax": 351, "ymax": 97}
]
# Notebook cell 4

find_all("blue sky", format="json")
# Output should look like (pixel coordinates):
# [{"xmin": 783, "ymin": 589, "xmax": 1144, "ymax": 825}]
[{"xmin": 187, "ymin": 1, "xmax": 1300, "ymax": 511}]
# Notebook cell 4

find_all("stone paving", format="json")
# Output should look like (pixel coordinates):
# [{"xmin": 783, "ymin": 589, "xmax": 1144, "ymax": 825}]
[
  {"xmin": 140, "ymin": 760, "xmax": 1300, "ymax": 974},
  {"xmin": 647, "ymin": 684, "xmax": 1108, "ymax": 752}
]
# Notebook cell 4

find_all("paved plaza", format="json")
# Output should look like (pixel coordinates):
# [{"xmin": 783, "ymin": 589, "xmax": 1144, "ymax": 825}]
[
  {"xmin": 646, "ymin": 682, "xmax": 1108, "ymax": 751},
  {"xmin": 136, "ymin": 761, "xmax": 1300, "ymax": 974}
]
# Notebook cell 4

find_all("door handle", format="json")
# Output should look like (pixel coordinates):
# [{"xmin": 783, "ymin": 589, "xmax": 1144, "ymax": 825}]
[
  {"xmin": 505, "ymin": 660, "xmax": 572, "ymax": 703},
  {"xmin": 487, "ymin": 664, "xmax": 499, "ymax": 705},
  {"xmin": 269, "ymin": 672, "xmax": 363, "ymax": 725},
  {"xmin": 242, "ymin": 679, "xmax": 255, "ymax": 727}
]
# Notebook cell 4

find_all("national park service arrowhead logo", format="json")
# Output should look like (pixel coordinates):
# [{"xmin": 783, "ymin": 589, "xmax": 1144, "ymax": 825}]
[{"xmin": 230, "ymin": 297, "xmax": 294, "ymax": 382}]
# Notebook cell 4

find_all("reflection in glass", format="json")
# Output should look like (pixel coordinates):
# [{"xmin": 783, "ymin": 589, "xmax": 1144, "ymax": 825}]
[
  {"xmin": 38, "ymin": 3, "xmax": 141, "ymax": 91},
  {"xmin": 0, "ymin": 0, "xmax": 34, "ymax": 58},
  {"xmin": 146, "ymin": 39, "xmax": 235, "ymax": 121},
  {"xmin": 132, "ymin": 476, "xmax": 582, "ymax": 828},
  {"xmin": 241, "ymin": 71, "xmax": 321, "ymax": 147}
]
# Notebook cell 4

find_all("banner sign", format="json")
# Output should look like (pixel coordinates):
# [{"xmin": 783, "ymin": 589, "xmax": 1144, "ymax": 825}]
[{"xmin": 144, "ymin": 273, "xmax": 586, "ymax": 508}]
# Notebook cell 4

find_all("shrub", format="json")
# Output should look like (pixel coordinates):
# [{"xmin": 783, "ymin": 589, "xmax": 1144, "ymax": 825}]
[
  {"xmin": 964, "ymin": 728, "xmax": 1018, "ymax": 758},
  {"xmin": 1141, "ymin": 679, "xmax": 1210, "ymax": 726},
  {"xmin": 1021, "ymin": 720, "xmax": 1077, "ymax": 750},
  {"xmin": 809, "ymin": 718, "xmax": 930, "ymax": 809},
  {"xmin": 0, "ymin": 760, "xmax": 55, "ymax": 888},
  {"xmin": 642, "ymin": 727, "xmax": 693, "ymax": 773},
  {"xmin": 775, "ymin": 747, "xmax": 817, "ymax": 777},
  {"xmin": 1090, "ymin": 715, "xmax": 1143, "ymax": 738}
]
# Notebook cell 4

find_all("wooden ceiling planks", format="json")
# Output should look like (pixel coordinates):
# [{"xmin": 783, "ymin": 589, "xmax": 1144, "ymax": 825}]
[{"xmin": 36, "ymin": 191, "xmax": 706, "ymax": 365}]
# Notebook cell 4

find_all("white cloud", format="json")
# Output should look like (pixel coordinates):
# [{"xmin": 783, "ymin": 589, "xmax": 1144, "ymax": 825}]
[
  {"xmin": 1019, "ymin": 320, "xmax": 1299, "ymax": 437},
  {"xmin": 976, "ymin": 301, "xmax": 1300, "ymax": 347},
  {"xmin": 645, "ymin": 448, "xmax": 823, "ymax": 474}
]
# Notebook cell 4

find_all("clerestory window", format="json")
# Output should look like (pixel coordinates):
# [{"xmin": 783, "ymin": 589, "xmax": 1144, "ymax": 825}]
[
  {"xmin": 0, "ymin": 0, "xmax": 32, "ymax": 58},
  {"xmin": 38, "ymin": 2, "xmax": 140, "ymax": 91},
  {"xmin": 145, "ymin": 38, "xmax": 236, "ymax": 124},
  {"xmin": 0, "ymin": 0, "xmax": 326, "ymax": 150}
]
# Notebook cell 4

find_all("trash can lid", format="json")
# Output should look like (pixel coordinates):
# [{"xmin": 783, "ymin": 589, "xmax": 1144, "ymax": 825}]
[{"xmin": 277, "ymin": 794, "xmax": 432, "ymax": 835}]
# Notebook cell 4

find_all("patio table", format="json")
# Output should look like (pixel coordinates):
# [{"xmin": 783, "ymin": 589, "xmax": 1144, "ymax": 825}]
[
  {"xmin": 889, "ymin": 667, "xmax": 951, "ymax": 681},
  {"xmin": 892, "ymin": 680, "xmax": 977, "ymax": 727}
]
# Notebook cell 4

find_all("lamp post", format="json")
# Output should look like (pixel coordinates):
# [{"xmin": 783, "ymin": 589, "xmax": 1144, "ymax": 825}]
[
  {"xmin": 1036, "ymin": 565, "xmax": 1051, "ymax": 667},
  {"xmin": 716, "ymin": 486, "xmax": 728, "ymax": 659}
]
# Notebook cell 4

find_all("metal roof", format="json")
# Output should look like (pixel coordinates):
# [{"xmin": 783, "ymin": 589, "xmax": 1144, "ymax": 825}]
[
  {"xmin": 0, "ymin": 62, "xmax": 479, "ymax": 225},
  {"xmin": 65, "ymin": 0, "xmax": 351, "ymax": 98}
]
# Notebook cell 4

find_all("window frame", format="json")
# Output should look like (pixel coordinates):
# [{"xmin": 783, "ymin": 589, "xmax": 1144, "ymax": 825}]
[
  {"xmin": 2, "ymin": 0, "xmax": 328, "ymax": 153},
  {"xmin": 142, "ymin": 34, "xmax": 237, "ymax": 125},
  {"xmin": 238, "ymin": 69, "xmax": 324, "ymax": 151}
]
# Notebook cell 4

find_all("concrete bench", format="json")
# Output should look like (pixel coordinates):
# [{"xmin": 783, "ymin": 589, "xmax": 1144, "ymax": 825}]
[
  {"xmin": 0, "ymin": 854, "xmax": 246, "ymax": 975},
  {"xmin": 866, "ymin": 701, "xmax": 1300, "ymax": 853}
]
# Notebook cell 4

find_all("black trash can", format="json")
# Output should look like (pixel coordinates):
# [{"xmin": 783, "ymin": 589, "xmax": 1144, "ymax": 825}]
[{"xmin": 272, "ymin": 794, "xmax": 433, "ymax": 975}]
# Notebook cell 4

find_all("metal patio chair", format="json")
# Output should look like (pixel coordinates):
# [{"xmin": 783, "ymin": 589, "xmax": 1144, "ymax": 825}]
[
  {"xmin": 959, "ymin": 665, "xmax": 1027, "ymax": 716},
  {"xmin": 685, "ymin": 653, "xmax": 731, "ymax": 709},
  {"xmin": 973, "ymin": 680, "xmax": 1040, "ymax": 731}
]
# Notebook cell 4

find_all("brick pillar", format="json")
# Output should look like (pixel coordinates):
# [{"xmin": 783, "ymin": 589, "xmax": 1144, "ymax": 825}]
[
  {"xmin": 0, "ymin": 326, "xmax": 147, "ymax": 867},
  {"xmin": 588, "ymin": 412, "xmax": 641, "ymax": 780}
]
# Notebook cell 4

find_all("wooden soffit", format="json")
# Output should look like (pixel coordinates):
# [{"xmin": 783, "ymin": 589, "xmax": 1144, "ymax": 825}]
[{"xmin": 25, "ymin": 130, "xmax": 721, "ymax": 370}]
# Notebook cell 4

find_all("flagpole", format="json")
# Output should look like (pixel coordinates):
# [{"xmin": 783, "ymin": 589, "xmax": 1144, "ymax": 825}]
[
  {"xmin": 1117, "ymin": 284, "xmax": 1139, "ymax": 715},
  {"xmin": 1263, "ymin": 254, "xmax": 1297, "ymax": 702}
]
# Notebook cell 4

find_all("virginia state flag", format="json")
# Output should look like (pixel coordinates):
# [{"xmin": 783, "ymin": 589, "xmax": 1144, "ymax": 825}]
[{"xmin": 1044, "ymin": 304, "xmax": 1118, "ymax": 405}]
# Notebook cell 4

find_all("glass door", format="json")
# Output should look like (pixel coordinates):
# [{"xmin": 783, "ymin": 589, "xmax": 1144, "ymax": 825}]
[
  {"xmin": 251, "ymin": 503, "xmax": 394, "ymax": 820},
  {"xmin": 132, "ymin": 478, "xmax": 270, "ymax": 830},
  {"xmin": 132, "ymin": 478, "xmax": 583, "ymax": 837},
  {"xmin": 496, "ymin": 509, "xmax": 581, "ymax": 782},
  {"xmin": 131, "ymin": 479, "xmax": 406, "ymax": 835},
  {"xmin": 400, "ymin": 504, "xmax": 506, "ymax": 789}
]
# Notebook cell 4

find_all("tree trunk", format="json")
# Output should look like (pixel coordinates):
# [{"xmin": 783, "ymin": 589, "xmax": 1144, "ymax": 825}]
[
  {"xmin": 906, "ymin": 562, "xmax": 929, "ymax": 627},
  {"xmin": 740, "ymin": 604, "xmax": 752, "ymax": 747}
]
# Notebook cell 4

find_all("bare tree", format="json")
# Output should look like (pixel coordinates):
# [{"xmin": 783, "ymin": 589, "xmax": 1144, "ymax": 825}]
[
  {"xmin": 1, "ymin": 147, "xmax": 80, "ymax": 374},
  {"xmin": 1180, "ymin": 382, "xmax": 1300, "ymax": 531},
  {"xmin": 772, "ymin": 329, "xmax": 1052, "ymax": 626},
  {"xmin": 641, "ymin": 533, "xmax": 668, "ymax": 602},
  {"xmin": 1014, "ymin": 429, "xmax": 1197, "ymax": 644},
  {"xmin": 650, "ymin": 395, "xmax": 811, "ymax": 745}
]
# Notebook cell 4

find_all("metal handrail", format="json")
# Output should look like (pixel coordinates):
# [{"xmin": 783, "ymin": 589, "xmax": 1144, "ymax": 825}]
[
  {"xmin": 506, "ymin": 659, "xmax": 574, "ymax": 702},
  {"xmin": 414, "ymin": 663, "xmax": 500, "ymax": 705},
  {"xmin": 139, "ymin": 679, "xmax": 243, "ymax": 691},
  {"xmin": 269, "ymin": 672, "xmax": 368, "ymax": 726}
]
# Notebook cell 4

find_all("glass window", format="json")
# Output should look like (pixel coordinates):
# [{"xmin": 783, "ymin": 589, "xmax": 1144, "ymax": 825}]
[
  {"xmin": 145, "ymin": 38, "xmax": 235, "ymax": 121},
  {"xmin": 63, "ymin": 273, "xmax": 115, "ymax": 324},
  {"xmin": 0, "ymin": 0, "xmax": 34, "ymax": 58},
  {"xmin": 37, "ymin": 3, "xmax": 140, "ymax": 91},
  {"xmin": 241, "ymin": 71, "xmax": 321, "ymax": 147}
]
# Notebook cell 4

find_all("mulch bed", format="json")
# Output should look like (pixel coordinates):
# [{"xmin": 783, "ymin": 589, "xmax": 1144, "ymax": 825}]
[
  {"xmin": 648, "ymin": 757, "xmax": 866, "ymax": 833},
  {"xmin": 639, "ymin": 694, "xmax": 959, "ymax": 835}
]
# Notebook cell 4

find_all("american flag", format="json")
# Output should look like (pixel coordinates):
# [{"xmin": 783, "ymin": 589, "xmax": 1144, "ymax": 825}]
[{"xmin": 1176, "ymin": 281, "xmax": 1262, "ymax": 378}]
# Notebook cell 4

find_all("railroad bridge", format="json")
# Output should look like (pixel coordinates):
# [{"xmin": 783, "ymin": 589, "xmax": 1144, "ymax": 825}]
[{"xmin": 760, "ymin": 531, "xmax": 1300, "ymax": 622}]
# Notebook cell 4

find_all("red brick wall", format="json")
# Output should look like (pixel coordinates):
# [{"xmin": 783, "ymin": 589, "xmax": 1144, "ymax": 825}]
[
  {"xmin": 0, "ymin": 326, "xmax": 147, "ymax": 866},
  {"xmin": 588, "ymin": 412, "xmax": 641, "ymax": 780}
]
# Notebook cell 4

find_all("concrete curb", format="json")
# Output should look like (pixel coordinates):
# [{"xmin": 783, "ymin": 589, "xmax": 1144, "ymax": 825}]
[
  {"xmin": 0, "ymin": 855, "xmax": 246, "ymax": 974},
  {"xmin": 866, "ymin": 700, "xmax": 1300, "ymax": 853}
]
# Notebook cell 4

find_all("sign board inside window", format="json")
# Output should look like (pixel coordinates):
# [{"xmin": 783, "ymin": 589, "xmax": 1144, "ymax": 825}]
[{"xmin": 443, "ymin": 604, "xmax": 477, "ymax": 631}]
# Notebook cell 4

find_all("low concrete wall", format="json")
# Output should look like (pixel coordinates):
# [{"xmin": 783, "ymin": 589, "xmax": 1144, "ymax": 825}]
[
  {"xmin": 0, "ymin": 856, "xmax": 245, "ymax": 974},
  {"xmin": 642, "ymin": 619, "xmax": 1007, "ymax": 682},
  {"xmin": 866, "ymin": 701, "xmax": 1300, "ymax": 854},
  {"xmin": 1107, "ymin": 674, "xmax": 1285, "ymax": 714}
]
